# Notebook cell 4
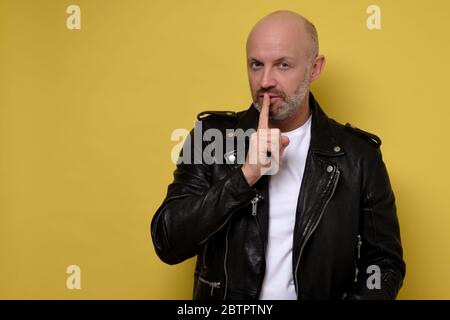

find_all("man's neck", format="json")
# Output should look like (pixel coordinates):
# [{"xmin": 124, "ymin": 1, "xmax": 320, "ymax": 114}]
[{"xmin": 269, "ymin": 94, "xmax": 311, "ymax": 132}]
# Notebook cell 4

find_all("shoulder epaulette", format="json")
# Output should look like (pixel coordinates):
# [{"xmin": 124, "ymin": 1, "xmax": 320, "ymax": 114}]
[
  {"xmin": 197, "ymin": 110, "xmax": 236, "ymax": 121},
  {"xmin": 345, "ymin": 123, "xmax": 382, "ymax": 146}
]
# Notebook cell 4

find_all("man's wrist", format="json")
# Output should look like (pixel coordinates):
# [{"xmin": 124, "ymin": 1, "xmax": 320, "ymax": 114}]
[{"xmin": 241, "ymin": 164, "xmax": 260, "ymax": 187}]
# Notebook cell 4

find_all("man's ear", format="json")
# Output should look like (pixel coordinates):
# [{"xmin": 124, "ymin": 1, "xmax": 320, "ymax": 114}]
[{"xmin": 310, "ymin": 54, "xmax": 326, "ymax": 82}]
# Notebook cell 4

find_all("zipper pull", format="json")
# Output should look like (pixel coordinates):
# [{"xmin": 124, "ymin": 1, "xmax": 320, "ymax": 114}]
[
  {"xmin": 251, "ymin": 196, "xmax": 259, "ymax": 216},
  {"xmin": 210, "ymin": 282, "xmax": 220, "ymax": 296},
  {"xmin": 357, "ymin": 234, "xmax": 362, "ymax": 259},
  {"xmin": 251, "ymin": 194, "xmax": 263, "ymax": 216}
]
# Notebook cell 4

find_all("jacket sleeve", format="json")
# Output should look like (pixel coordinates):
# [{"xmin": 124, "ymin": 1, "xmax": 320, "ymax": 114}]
[
  {"xmin": 150, "ymin": 127, "xmax": 256, "ymax": 265},
  {"xmin": 347, "ymin": 146, "xmax": 406, "ymax": 299}
]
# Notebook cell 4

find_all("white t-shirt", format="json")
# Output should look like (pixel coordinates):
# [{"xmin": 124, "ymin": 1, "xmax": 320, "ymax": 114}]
[{"xmin": 259, "ymin": 114, "xmax": 312, "ymax": 300}]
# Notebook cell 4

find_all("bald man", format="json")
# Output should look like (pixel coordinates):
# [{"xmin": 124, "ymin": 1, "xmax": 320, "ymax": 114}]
[{"xmin": 151, "ymin": 11, "xmax": 405, "ymax": 300}]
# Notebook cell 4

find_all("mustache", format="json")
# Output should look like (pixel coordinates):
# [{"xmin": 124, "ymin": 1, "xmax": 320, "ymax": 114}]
[{"xmin": 256, "ymin": 89, "xmax": 286, "ymax": 99}]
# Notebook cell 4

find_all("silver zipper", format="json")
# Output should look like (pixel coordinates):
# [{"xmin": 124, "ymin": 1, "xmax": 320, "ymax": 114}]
[
  {"xmin": 252, "ymin": 193, "xmax": 267, "ymax": 299},
  {"xmin": 202, "ymin": 241, "xmax": 209, "ymax": 270},
  {"xmin": 251, "ymin": 194, "xmax": 263, "ymax": 216},
  {"xmin": 223, "ymin": 223, "xmax": 232, "ymax": 300},
  {"xmin": 357, "ymin": 234, "xmax": 362, "ymax": 259},
  {"xmin": 198, "ymin": 275, "xmax": 221, "ymax": 296},
  {"xmin": 294, "ymin": 168, "xmax": 340, "ymax": 297}
]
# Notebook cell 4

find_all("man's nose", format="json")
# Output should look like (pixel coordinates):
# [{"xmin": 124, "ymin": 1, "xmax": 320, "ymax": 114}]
[{"xmin": 260, "ymin": 68, "xmax": 276, "ymax": 89}]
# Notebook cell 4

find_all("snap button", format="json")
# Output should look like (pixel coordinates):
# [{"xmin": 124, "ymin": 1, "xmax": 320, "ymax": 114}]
[
  {"xmin": 333, "ymin": 146, "xmax": 341, "ymax": 152},
  {"xmin": 227, "ymin": 132, "xmax": 234, "ymax": 138},
  {"xmin": 326, "ymin": 165, "xmax": 333, "ymax": 173},
  {"xmin": 228, "ymin": 154, "xmax": 236, "ymax": 162}
]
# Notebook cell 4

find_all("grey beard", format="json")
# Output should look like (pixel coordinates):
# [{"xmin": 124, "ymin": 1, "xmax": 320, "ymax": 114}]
[{"xmin": 254, "ymin": 76, "xmax": 310, "ymax": 121}]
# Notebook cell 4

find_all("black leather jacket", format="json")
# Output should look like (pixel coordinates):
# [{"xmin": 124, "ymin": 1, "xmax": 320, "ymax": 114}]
[{"xmin": 151, "ymin": 92, "xmax": 406, "ymax": 300}]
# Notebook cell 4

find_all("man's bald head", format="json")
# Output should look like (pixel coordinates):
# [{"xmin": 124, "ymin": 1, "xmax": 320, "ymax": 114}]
[{"xmin": 246, "ymin": 10, "xmax": 319, "ymax": 61}]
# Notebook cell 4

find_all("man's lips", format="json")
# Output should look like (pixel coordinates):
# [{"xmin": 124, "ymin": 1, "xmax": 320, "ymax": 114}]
[{"xmin": 259, "ymin": 95, "xmax": 281, "ymax": 99}]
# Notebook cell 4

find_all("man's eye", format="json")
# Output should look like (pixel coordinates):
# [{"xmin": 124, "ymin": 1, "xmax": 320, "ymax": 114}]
[
  {"xmin": 250, "ymin": 62, "xmax": 262, "ymax": 69},
  {"xmin": 279, "ymin": 63, "xmax": 289, "ymax": 69}
]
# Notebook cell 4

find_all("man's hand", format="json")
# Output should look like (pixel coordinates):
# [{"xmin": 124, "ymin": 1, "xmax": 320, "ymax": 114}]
[{"xmin": 241, "ymin": 93, "xmax": 290, "ymax": 187}]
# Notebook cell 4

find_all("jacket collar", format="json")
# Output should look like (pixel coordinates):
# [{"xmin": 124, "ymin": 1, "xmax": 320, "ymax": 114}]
[{"xmin": 236, "ymin": 92, "xmax": 345, "ymax": 156}]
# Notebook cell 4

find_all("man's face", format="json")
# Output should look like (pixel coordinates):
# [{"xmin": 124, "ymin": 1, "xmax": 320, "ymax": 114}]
[{"xmin": 247, "ymin": 20, "xmax": 313, "ymax": 121}]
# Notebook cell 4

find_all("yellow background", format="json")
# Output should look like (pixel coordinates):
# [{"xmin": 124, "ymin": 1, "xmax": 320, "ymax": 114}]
[{"xmin": 1, "ymin": 0, "xmax": 449, "ymax": 299}]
